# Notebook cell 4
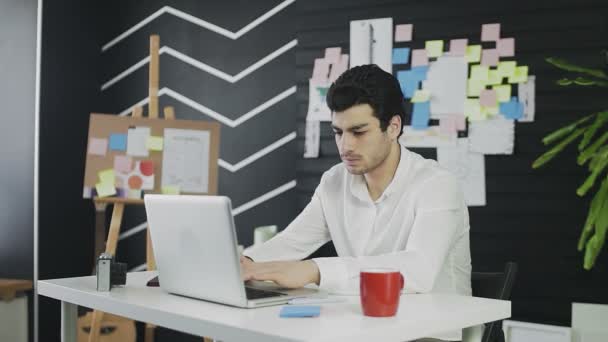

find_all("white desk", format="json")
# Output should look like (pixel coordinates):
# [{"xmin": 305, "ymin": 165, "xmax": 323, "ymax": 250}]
[{"xmin": 38, "ymin": 271, "xmax": 510, "ymax": 342}]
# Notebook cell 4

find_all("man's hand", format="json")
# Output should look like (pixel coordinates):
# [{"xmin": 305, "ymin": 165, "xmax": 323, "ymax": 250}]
[{"xmin": 240, "ymin": 256, "xmax": 320, "ymax": 289}]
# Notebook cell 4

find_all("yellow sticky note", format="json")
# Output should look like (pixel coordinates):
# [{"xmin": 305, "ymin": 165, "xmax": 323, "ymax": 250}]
[
  {"xmin": 493, "ymin": 85, "xmax": 512, "ymax": 102},
  {"xmin": 127, "ymin": 189, "xmax": 141, "ymax": 199},
  {"xmin": 497, "ymin": 61, "xmax": 517, "ymax": 78},
  {"xmin": 466, "ymin": 45, "xmax": 481, "ymax": 63},
  {"xmin": 95, "ymin": 182, "xmax": 116, "ymax": 198},
  {"xmin": 411, "ymin": 89, "xmax": 431, "ymax": 103},
  {"xmin": 488, "ymin": 69, "xmax": 503, "ymax": 85},
  {"xmin": 470, "ymin": 65, "xmax": 489, "ymax": 81},
  {"xmin": 482, "ymin": 106, "xmax": 499, "ymax": 116},
  {"xmin": 467, "ymin": 78, "xmax": 487, "ymax": 97},
  {"xmin": 161, "ymin": 186, "xmax": 180, "ymax": 195},
  {"xmin": 98, "ymin": 169, "xmax": 115, "ymax": 184},
  {"xmin": 465, "ymin": 99, "xmax": 485, "ymax": 121},
  {"xmin": 146, "ymin": 136, "xmax": 164, "ymax": 151},
  {"xmin": 508, "ymin": 66, "xmax": 528, "ymax": 84},
  {"xmin": 425, "ymin": 40, "xmax": 444, "ymax": 58}
]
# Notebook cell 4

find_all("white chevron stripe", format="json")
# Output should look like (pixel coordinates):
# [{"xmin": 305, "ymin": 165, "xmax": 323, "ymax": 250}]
[
  {"xmin": 102, "ymin": 39, "xmax": 297, "ymax": 90},
  {"xmin": 232, "ymin": 180, "xmax": 296, "ymax": 216},
  {"xmin": 102, "ymin": 0, "xmax": 295, "ymax": 51},
  {"xmin": 119, "ymin": 222, "xmax": 147, "ymax": 241},
  {"xmin": 119, "ymin": 86, "xmax": 296, "ymax": 128},
  {"xmin": 129, "ymin": 264, "xmax": 147, "ymax": 272},
  {"xmin": 218, "ymin": 132, "xmax": 296, "ymax": 172}
]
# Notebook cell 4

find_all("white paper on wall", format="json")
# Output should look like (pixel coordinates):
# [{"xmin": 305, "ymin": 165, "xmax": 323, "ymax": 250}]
[
  {"xmin": 350, "ymin": 18, "xmax": 393, "ymax": 73},
  {"xmin": 424, "ymin": 56, "xmax": 468, "ymax": 119},
  {"xmin": 437, "ymin": 138, "xmax": 486, "ymax": 206},
  {"xmin": 303, "ymin": 120, "xmax": 321, "ymax": 159},
  {"xmin": 306, "ymin": 79, "xmax": 332, "ymax": 122},
  {"xmin": 518, "ymin": 75, "xmax": 536, "ymax": 122},
  {"xmin": 161, "ymin": 128, "xmax": 210, "ymax": 193},
  {"xmin": 468, "ymin": 115, "xmax": 515, "ymax": 154},
  {"xmin": 126, "ymin": 126, "xmax": 150, "ymax": 157},
  {"xmin": 399, "ymin": 126, "xmax": 458, "ymax": 148}
]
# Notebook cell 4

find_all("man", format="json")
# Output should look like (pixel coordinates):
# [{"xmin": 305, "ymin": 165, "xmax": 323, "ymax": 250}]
[{"xmin": 242, "ymin": 64, "xmax": 471, "ymax": 341}]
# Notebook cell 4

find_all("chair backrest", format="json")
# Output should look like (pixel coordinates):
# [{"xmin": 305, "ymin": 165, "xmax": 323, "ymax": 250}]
[{"xmin": 471, "ymin": 262, "xmax": 518, "ymax": 342}]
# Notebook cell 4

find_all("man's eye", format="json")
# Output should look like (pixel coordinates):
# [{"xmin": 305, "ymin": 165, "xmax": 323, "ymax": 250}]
[
  {"xmin": 353, "ymin": 131, "xmax": 365, "ymax": 136},
  {"xmin": 333, "ymin": 131, "xmax": 342, "ymax": 136}
]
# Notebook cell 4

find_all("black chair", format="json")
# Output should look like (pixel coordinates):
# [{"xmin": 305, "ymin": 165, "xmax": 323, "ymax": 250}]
[{"xmin": 471, "ymin": 262, "xmax": 518, "ymax": 342}]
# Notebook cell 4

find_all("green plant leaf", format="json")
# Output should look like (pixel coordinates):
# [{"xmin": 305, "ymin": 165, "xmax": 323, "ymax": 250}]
[
  {"xmin": 577, "ymin": 131, "xmax": 608, "ymax": 165},
  {"xmin": 576, "ymin": 157, "xmax": 608, "ymax": 196},
  {"xmin": 557, "ymin": 78, "xmax": 574, "ymax": 86},
  {"xmin": 579, "ymin": 111, "xmax": 608, "ymax": 152},
  {"xmin": 573, "ymin": 77, "xmax": 608, "ymax": 87},
  {"xmin": 589, "ymin": 146, "xmax": 608, "ymax": 171},
  {"xmin": 578, "ymin": 180, "xmax": 608, "ymax": 251},
  {"xmin": 546, "ymin": 57, "xmax": 608, "ymax": 80},
  {"xmin": 533, "ymin": 128, "xmax": 585, "ymax": 168},
  {"xmin": 583, "ymin": 185, "xmax": 608, "ymax": 270},
  {"xmin": 542, "ymin": 114, "xmax": 595, "ymax": 146}
]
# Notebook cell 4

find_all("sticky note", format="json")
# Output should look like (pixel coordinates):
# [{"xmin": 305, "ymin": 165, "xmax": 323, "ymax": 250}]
[
  {"xmin": 449, "ymin": 39, "xmax": 468, "ymax": 56},
  {"xmin": 161, "ymin": 186, "xmax": 180, "ymax": 195},
  {"xmin": 98, "ymin": 169, "xmax": 115, "ymax": 184},
  {"xmin": 465, "ymin": 99, "xmax": 485, "ymax": 121},
  {"xmin": 454, "ymin": 113, "xmax": 467, "ymax": 131},
  {"xmin": 324, "ymin": 47, "xmax": 341, "ymax": 64},
  {"xmin": 127, "ymin": 126, "xmax": 151, "ymax": 157},
  {"xmin": 481, "ymin": 23, "xmax": 500, "ymax": 41},
  {"xmin": 109, "ymin": 134, "xmax": 127, "ymax": 151},
  {"xmin": 312, "ymin": 58, "xmax": 330, "ymax": 82},
  {"xmin": 480, "ymin": 89, "xmax": 498, "ymax": 107},
  {"xmin": 127, "ymin": 189, "xmax": 142, "ymax": 199},
  {"xmin": 412, "ymin": 102, "xmax": 430, "ymax": 129},
  {"xmin": 397, "ymin": 71, "xmax": 420, "ymax": 98},
  {"xmin": 95, "ymin": 182, "xmax": 116, "ymax": 198},
  {"xmin": 411, "ymin": 89, "xmax": 431, "ymax": 103},
  {"xmin": 508, "ymin": 66, "xmax": 528, "ymax": 84},
  {"xmin": 395, "ymin": 24, "xmax": 413, "ymax": 42},
  {"xmin": 493, "ymin": 85, "xmax": 512, "ymax": 102},
  {"xmin": 410, "ymin": 66, "xmax": 429, "ymax": 81},
  {"xmin": 488, "ymin": 69, "xmax": 503, "ymax": 86},
  {"xmin": 466, "ymin": 45, "xmax": 481, "ymax": 63},
  {"xmin": 467, "ymin": 78, "xmax": 486, "ymax": 97},
  {"xmin": 470, "ymin": 65, "xmax": 489, "ymax": 81},
  {"xmin": 88, "ymin": 138, "xmax": 107, "ymax": 156},
  {"xmin": 497, "ymin": 38, "xmax": 515, "ymax": 57},
  {"xmin": 411, "ymin": 49, "xmax": 428, "ymax": 67},
  {"xmin": 146, "ymin": 136, "xmax": 164, "ymax": 151},
  {"xmin": 481, "ymin": 49, "xmax": 499, "ymax": 66},
  {"xmin": 483, "ymin": 105, "xmax": 500, "ymax": 116},
  {"xmin": 114, "ymin": 155, "xmax": 133, "ymax": 174},
  {"xmin": 392, "ymin": 48, "xmax": 410, "ymax": 64},
  {"xmin": 439, "ymin": 117, "xmax": 457, "ymax": 134},
  {"xmin": 500, "ymin": 97, "xmax": 523, "ymax": 119},
  {"xmin": 425, "ymin": 40, "xmax": 444, "ymax": 58},
  {"xmin": 280, "ymin": 305, "xmax": 321, "ymax": 318},
  {"xmin": 497, "ymin": 61, "xmax": 517, "ymax": 78}
]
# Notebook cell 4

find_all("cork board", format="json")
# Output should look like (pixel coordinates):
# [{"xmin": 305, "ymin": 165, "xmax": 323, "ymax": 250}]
[{"xmin": 83, "ymin": 113, "xmax": 220, "ymax": 201}]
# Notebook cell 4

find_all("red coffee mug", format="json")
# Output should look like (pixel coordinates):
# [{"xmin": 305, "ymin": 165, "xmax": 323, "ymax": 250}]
[{"xmin": 360, "ymin": 268, "xmax": 404, "ymax": 317}]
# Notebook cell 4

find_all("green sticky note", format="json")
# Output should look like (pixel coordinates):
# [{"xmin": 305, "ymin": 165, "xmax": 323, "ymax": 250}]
[
  {"xmin": 95, "ymin": 182, "xmax": 116, "ymax": 198},
  {"xmin": 411, "ymin": 89, "xmax": 431, "ymax": 103},
  {"xmin": 488, "ymin": 69, "xmax": 503, "ymax": 86},
  {"xmin": 161, "ymin": 186, "xmax": 180, "ymax": 195},
  {"xmin": 146, "ymin": 136, "xmax": 164, "ymax": 151},
  {"xmin": 425, "ymin": 40, "xmax": 444, "ymax": 58},
  {"xmin": 467, "ymin": 78, "xmax": 487, "ymax": 97},
  {"xmin": 465, "ymin": 98, "xmax": 485, "ymax": 121},
  {"xmin": 508, "ymin": 66, "xmax": 528, "ymax": 84},
  {"xmin": 497, "ymin": 61, "xmax": 517, "ymax": 78},
  {"xmin": 493, "ymin": 85, "xmax": 512, "ymax": 102},
  {"xmin": 127, "ymin": 189, "xmax": 142, "ymax": 199},
  {"xmin": 98, "ymin": 169, "xmax": 115, "ymax": 184},
  {"xmin": 466, "ymin": 45, "xmax": 481, "ymax": 63},
  {"xmin": 470, "ymin": 65, "xmax": 489, "ymax": 81}
]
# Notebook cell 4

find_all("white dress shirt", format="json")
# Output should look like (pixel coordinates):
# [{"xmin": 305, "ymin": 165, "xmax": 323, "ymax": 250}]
[{"xmin": 244, "ymin": 144, "xmax": 472, "ymax": 341}]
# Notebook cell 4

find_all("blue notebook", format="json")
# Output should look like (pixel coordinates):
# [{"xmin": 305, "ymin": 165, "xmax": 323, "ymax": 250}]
[{"xmin": 279, "ymin": 305, "xmax": 321, "ymax": 318}]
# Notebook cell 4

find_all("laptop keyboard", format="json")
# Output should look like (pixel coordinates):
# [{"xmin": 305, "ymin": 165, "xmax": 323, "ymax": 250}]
[{"xmin": 245, "ymin": 287, "xmax": 288, "ymax": 300}]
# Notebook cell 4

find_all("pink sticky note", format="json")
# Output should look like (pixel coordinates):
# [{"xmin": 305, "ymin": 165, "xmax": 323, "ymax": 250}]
[
  {"xmin": 88, "ymin": 138, "xmax": 107, "ymax": 156},
  {"xmin": 395, "ymin": 24, "xmax": 413, "ymax": 42},
  {"xmin": 312, "ymin": 58, "xmax": 330, "ymax": 81},
  {"xmin": 449, "ymin": 39, "xmax": 468, "ymax": 56},
  {"xmin": 411, "ymin": 49, "xmax": 428, "ymax": 67},
  {"xmin": 480, "ymin": 89, "xmax": 498, "ymax": 107},
  {"xmin": 329, "ymin": 54, "xmax": 349, "ymax": 82},
  {"xmin": 497, "ymin": 38, "xmax": 515, "ymax": 57},
  {"xmin": 481, "ymin": 49, "xmax": 499, "ymax": 66},
  {"xmin": 324, "ymin": 47, "xmax": 342, "ymax": 64},
  {"xmin": 439, "ymin": 117, "xmax": 456, "ymax": 134},
  {"xmin": 481, "ymin": 23, "xmax": 500, "ymax": 41},
  {"xmin": 454, "ymin": 114, "xmax": 466, "ymax": 131},
  {"xmin": 114, "ymin": 155, "xmax": 133, "ymax": 174}
]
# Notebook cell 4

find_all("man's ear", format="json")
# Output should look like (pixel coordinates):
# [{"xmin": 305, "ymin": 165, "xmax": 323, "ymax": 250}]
[{"xmin": 389, "ymin": 115, "xmax": 401, "ymax": 138}]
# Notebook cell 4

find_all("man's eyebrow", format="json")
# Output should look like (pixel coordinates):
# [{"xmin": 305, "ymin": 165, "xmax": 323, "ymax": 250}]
[{"xmin": 331, "ymin": 123, "xmax": 369, "ymax": 131}]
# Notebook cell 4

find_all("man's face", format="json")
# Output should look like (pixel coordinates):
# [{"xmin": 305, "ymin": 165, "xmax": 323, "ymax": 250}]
[{"xmin": 331, "ymin": 104, "xmax": 396, "ymax": 175}]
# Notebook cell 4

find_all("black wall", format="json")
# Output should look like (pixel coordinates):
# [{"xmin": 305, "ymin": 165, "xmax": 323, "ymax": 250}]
[{"xmin": 295, "ymin": 0, "xmax": 608, "ymax": 327}]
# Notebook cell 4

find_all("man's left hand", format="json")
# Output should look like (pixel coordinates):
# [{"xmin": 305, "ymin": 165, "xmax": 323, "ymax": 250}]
[{"xmin": 241, "ymin": 257, "xmax": 320, "ymax": 289}]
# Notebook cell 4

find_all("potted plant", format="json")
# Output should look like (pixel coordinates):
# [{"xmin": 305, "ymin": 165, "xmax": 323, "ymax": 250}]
[{"xmin": 532, "ymin": 50, "xmax": 608, "ymax": 270}]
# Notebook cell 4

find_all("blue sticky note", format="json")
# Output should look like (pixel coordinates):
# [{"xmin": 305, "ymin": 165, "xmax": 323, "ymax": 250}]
[
  {"xmin": 412, "ymin": 102, "xmax": 430, "ymax": 129},
  {"xmin": 397, "ymin": 71, "xmax": 420, "ymax": 98},
  {"xmin": 109, "ymin": 134, "xmax": 127, "ymax": 151},
  {"xmin": 410, "ymin": 66, "xmax": 429, "ymax": 81},
  {"xmin": 392, "ymin": 48, "xmax": 410, "ymax": 64},
  {"xmin": 279, "ymin": 305, "xmax": 321, "ymax": 318},
  {"xmin": 500, "ymin": 97, "xmax": 523, "ymax": 119}
]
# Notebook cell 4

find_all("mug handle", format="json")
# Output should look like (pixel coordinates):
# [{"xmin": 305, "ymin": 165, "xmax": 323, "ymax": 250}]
[{"xmin": 399, "ymin": 273, "xmax": 404, "ymax": 289}]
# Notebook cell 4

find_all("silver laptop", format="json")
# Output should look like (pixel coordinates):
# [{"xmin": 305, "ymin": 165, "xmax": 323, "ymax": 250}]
[{"xmin": 144, "ymin": 194, "xmax": 320, "ymax": 308}]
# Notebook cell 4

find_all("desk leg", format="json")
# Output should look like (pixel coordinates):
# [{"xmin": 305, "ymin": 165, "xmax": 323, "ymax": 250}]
[{"xmin": 61, "ymin": 301, "xmax": 77, "ymax": 342}]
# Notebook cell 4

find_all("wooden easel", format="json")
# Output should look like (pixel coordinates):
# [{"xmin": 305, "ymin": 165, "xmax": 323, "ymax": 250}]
[{"xmin": 87, "ymin": 34, "xmax": 166, "ymax": 342}]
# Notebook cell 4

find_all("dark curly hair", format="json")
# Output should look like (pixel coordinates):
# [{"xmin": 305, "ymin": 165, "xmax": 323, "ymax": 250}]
[{"xmin": 326, "ymin": 64, "xmax": 406, "ymax": 137}]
